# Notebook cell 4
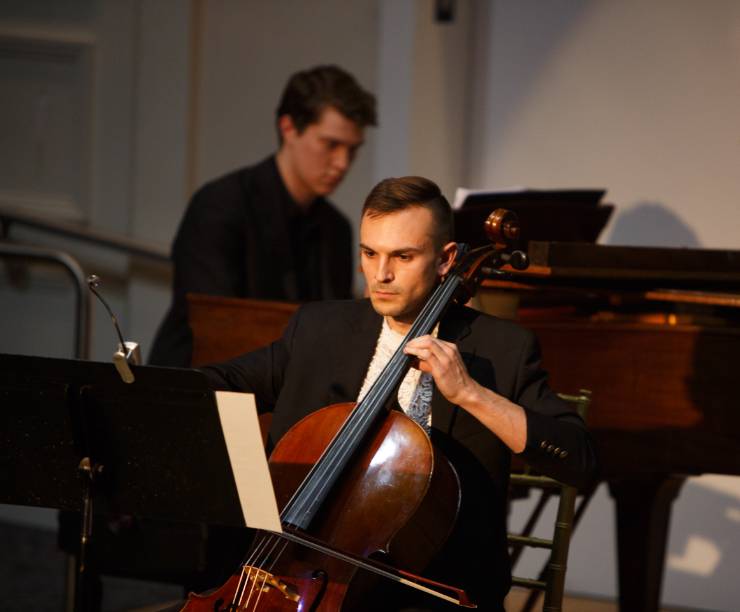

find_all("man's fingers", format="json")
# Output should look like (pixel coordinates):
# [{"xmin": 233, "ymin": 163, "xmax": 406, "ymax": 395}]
[{"xmin": 405, "ymin": 343, "xmax": 450, "ymax": 375}]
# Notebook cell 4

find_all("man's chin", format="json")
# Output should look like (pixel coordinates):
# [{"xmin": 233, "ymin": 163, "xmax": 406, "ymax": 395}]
[
  {"xmin": 316, "ymin": 179, "xmax": 342, "ymax": 196},
  {"xmin": 368, "ymin": 298, "xmax": 400, "ymax": 318}
]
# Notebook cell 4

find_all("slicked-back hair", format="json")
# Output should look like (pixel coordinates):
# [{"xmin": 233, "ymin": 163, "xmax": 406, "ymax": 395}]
[
  {"xmin": 276, "ymin": 65, "xmax": 376, "ymax": 141},
  {"xmin": 362, "ymin": 176, "xmax": 454, "ymax": 250}
]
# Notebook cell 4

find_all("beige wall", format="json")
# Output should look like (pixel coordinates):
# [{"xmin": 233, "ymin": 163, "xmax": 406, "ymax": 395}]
[
  {"xmin": 466, "ymin": 2, "xmax": 740, "ymax": 610},
  {"xmin": 467, "ymin": 0, "xmax": 740, "ymax": 249}
]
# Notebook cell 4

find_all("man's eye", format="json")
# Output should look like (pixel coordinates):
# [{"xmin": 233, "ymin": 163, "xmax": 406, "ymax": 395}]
[
  {"xmin": 362, "ymin": 250, "xmax": 375, "ymax": 258},
  {"xmin": 398, "ymin": 254, "xmax": 411, "ymax": 261}
]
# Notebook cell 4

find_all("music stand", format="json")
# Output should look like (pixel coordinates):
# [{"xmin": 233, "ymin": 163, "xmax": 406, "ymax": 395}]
[
  {"xmin": 0, "ymin": 352, "xmax": 275, "ymax": 611},
  {"xmin": 453, "ymin": 188, "xmax": 614, "ymax": 249}
]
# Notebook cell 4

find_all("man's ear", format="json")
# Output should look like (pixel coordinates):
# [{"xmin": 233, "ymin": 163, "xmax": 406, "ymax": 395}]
[
  {"xmin": 278, "ymin": 114, "xmax": 297, "ymax": 144},
  {"xmin": 437, "ymin": 242, "xmax": 458, "ymax": 276}
]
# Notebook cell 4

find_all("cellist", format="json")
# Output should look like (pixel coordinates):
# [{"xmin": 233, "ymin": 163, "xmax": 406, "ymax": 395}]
[{"xmin": 202, "ymin": 176, "xmax": 598, "ymax": 610}]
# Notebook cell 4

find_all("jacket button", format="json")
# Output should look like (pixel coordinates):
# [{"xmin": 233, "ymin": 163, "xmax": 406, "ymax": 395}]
[
  {"xmin": 540, "ymin": 440, "xmax": 548, "ymax": 449},
  {"xmin": 553, "ymin": 447, "xmax": 561, "ymax": 455},
  {"xmin": 547, "ymin": 444, "xmax": 555, "ymax": 453},
  {"xmin": 560, "ymin": 450, "xmax": 568, "ymax": 459}
]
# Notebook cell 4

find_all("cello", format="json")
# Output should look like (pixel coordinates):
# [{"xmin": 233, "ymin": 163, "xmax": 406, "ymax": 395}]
[{"xmin": 182, "ymin": 209, "xmax": 525, "ymax": 611}]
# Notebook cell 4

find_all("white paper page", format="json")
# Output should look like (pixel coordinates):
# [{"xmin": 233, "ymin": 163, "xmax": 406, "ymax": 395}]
[
  {"xmin": 452, "ymin": 186, "xmax": 526, "ymax": 210},
  {"xmin": 215, "ymin": 391, "xmax": 282, "ymax": 533}
]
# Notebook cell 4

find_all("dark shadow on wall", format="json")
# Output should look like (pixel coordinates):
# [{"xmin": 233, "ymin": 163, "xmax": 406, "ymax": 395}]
[{"xmin": 605, "ymin": 202, "xmax": 701, "ymax": 248}]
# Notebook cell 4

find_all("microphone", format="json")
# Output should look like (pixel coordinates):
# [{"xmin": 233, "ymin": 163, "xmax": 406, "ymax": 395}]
[{"xmin": 86, "ymin": 274, "xmax": 140, "ymax": 383}]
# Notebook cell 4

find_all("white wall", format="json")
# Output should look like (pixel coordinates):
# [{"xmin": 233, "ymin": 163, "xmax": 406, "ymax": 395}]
[
  {"xmin": 468, "ymin": 0, "xmax": 740, "ymax": 249},
  {"xmin": 0, "ymin": 0, "xmax": 190, "ymax": 531},
  {"xmin": 467, "ymin": 1, "xmax": 740, "ymax": 610},
  {"xmin": 375, "ymin": 0, "xmax": 475, "ymax": 199}
]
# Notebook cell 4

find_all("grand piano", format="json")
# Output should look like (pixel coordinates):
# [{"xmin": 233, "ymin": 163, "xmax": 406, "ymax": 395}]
[
  {"xmin": 474, "ymin": 239, "xmax": 740, "ymax": 611},
  {"xmin": 451, "ymin": 190, "xmax": 740, "ymax": 610}
]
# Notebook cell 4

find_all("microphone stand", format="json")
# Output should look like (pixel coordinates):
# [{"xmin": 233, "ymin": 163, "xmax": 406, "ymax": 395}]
[
  {"xmin": 86, "ymin": 274, "xmax": 141, "ymax": 383},
  {"xmin": 71, "ymin": 275, "xmax": 142, "ymax": 611}
]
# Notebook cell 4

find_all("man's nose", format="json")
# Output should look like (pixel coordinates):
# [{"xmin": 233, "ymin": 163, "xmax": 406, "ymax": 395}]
[
  {"xmin": 375, "ymin": 257, "xmax": 393, "ymax": 282},
  {"xmin": 332, "ymin": 146, "xmax": 351, "ymax": 173}
]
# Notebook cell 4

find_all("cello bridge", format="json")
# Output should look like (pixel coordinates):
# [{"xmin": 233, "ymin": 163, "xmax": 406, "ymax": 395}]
[{"xmin": 243, "ymin": 566, "xmax": 300, "ymax": 603}]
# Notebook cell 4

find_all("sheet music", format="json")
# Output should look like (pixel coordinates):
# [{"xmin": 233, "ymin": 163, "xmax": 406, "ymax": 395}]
[
  {"xmin": 452, "ymin": 186, "xmax": 526, "ymax": 209},
  {"xmin": 215, "ymin": 391, "xmax": 282, "ymax": 532}
]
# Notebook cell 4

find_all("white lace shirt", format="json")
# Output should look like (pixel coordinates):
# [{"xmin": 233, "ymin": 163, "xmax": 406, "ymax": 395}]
[{"xmin": 356, "ymin": 318, "xmax": 437, "ymax": 434}]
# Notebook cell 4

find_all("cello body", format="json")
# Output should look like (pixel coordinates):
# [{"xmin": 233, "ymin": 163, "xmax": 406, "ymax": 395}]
[{"xmin": 182, "ymin": 403, "xmax": 460, "ymax": 611}]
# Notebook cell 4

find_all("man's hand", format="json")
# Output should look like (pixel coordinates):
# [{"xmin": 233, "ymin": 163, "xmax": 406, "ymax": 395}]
[
  {"xmin": 403, "ymin": 334, "xmax": 527, "ymax": 453},
  {"xmin": 403, "ymin": 335, "xmax": 479, "ymax": 406}
]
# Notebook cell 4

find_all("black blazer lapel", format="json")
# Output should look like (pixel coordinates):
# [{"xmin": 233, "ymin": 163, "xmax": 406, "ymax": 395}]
[{"xmin": 323, "ymin": 300, "xmax": 383, "ymax": 405}]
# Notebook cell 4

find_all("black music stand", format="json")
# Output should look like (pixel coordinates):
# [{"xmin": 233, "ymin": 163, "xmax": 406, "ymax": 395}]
[
  {"xmin": 453, "ymin": 188, "xmax": 614, "ymax": 249},
  {"xmin": 0, "ymin": 353, "xmax": 264, "ymax": 612}
]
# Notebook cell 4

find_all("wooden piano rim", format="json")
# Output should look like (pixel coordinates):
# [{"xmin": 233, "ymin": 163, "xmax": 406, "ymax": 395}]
[
  {"xmin": 484, "ymin": 269, "xmax": 740, "ymax": 308},
  {"xmin": 497, "ymin": 263, "xmax": 740, "ymax": 281}
]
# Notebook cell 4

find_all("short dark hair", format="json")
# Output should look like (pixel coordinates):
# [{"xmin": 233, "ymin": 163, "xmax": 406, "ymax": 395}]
[
  {"xmin": 276, "ymin": 65, "xmax": 376, "ymax": 139},
  {"xmin": 362, "ymin": 176, "xmax": 454, "ymax": 249}
]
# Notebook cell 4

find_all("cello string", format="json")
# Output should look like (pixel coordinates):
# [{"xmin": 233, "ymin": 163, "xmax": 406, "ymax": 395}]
[
  {"xmin": 252, "ymin": 570, "xmax": 270, "ymax": 610},
  {"xmin": 233, "ymin": 530, "xmax": 283, "ymax": 607},
  {"xmin": 237, "ymin": 530, "xmax": 292, "ymax": 604},
  {"xmin": 242, "ymin": 531, "xmax": 284, "ymax": 579},
  {"xmin": 240, "ymin": 566, "xmax": 261, "ymax": 610},
  {"xmin": 232, "ymin": 539, "xmax": 263, "ymax": 608},
  {"xmin": 238, "ymin": 565, "xmax": 258, "ymax": 610},
  {"xmin": 238, "ymin": 540, "xmax": 290, "ymax": 610},
  {"xmin": 232, "ymin": 567, "xmax": 250, "ymax": 609},
  {"xmin": 244, "ymin": 531, "xmax": 275, "ymax": 566},
  {"xmin": 241, "ymin": 553, "xmax": 279, "ymax": 610}
]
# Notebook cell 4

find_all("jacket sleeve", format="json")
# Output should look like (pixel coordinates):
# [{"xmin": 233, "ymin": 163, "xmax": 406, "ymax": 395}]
[
  {"xmin": 513, "ymin": 330, "xmax": 599, "ymax": 489},
  {"xmin": 199, "ymin": 306, "xmax": 301, "ymax": 411}
]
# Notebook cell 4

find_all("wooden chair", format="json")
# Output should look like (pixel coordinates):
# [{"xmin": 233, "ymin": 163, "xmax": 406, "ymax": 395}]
[{"xmin": 508, "ymin": 389, "xmax": 592, "ymax": 612}]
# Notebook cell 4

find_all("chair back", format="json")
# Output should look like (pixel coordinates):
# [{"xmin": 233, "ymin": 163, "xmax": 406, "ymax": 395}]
[{"xmin": 508, "ymin": 389, "xmax": 591, "ymax": 612}]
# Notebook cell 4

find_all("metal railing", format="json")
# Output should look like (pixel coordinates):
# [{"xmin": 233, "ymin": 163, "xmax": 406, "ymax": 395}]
[
  {"xmin": 0, "ymin": 206, "xmax": 171, "ymax": 359},
  {"xmin": 0, "ymin": 207, "xmax": 170, "ymax": 261},
  {"xmin": 0, "ymin": 242, "xmax": 91, "ymax": 359}
]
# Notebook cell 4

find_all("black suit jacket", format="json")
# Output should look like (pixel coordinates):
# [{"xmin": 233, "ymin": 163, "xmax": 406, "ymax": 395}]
[
  {"xmin": 149, "ymin": 156, "xmax": 353, "ymax": 367},
  {"xmin": 203, "ymin": 299, "xmax": 597, "ymax": 608}
]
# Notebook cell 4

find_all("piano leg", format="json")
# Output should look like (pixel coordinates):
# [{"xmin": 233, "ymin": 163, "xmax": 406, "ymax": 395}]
[{"xmin": 608, "ymin": 475, "xmax": 686, "ymax": 612}]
